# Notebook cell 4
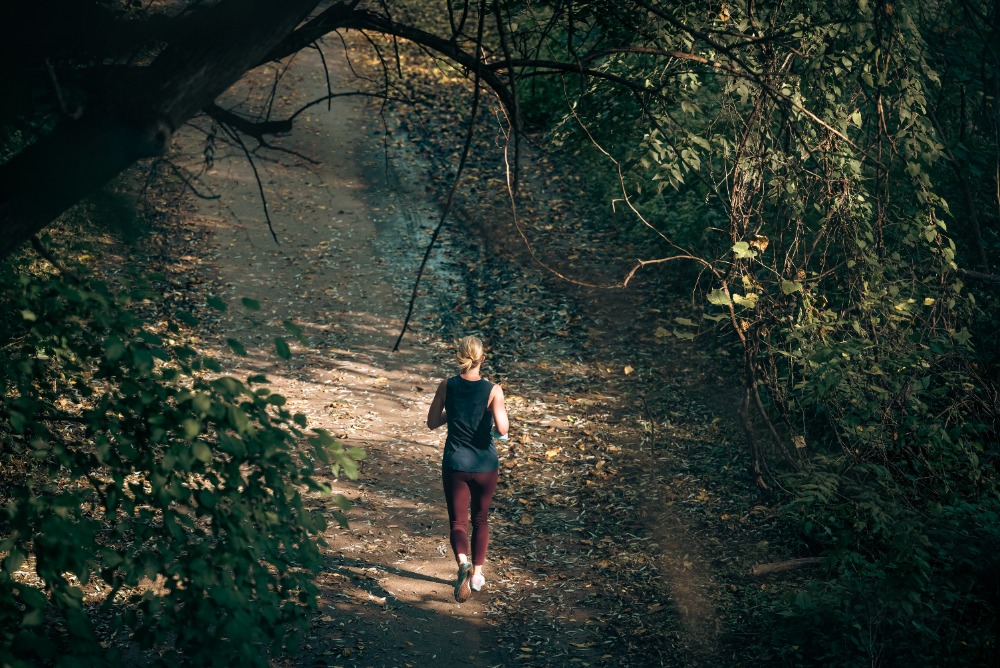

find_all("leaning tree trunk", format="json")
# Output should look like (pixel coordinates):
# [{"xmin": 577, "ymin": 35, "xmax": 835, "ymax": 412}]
[{"xmin": 0, "ymin": 0, "xmax": 323, "ymax": 261}]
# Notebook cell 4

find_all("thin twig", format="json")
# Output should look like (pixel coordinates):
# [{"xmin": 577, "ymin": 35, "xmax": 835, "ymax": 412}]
[
  {"xmin": 163, "ymin": 159, "xmax": 221, "ymax": 200},
  {"xmin": 253, "ymin": 139, "xmax": 321, "ymax": 165},
  {"xmin": 751, "ymin": 558, "xmax": 822, "ymax": 576},
  {"xmin": 217, "ymin": 121, "xmax": 280, "ymax": 244},
  {"xmin": 310, "ymin": 41, "xmax": 335, "ymax": 111},
  {"xmin": 392, "ymin": 2, "xmax": 488, "ymax": 352}
]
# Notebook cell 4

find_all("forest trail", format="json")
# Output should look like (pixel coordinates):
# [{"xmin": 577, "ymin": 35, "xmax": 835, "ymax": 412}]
[
  {"xmin": 176, "ymin": 45, "xmax": 505, "ymax": 666},
  {"xmin": 171, "ymin": 37, "xmax": 752, "ymax": 668}
]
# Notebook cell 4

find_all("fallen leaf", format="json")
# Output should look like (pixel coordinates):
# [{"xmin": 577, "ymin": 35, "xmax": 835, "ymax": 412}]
[
  {"xmin": 624, "ymin": 365, "xmax": 634, "ymax": 375},
  {"xmin": 519, "ymin": 514, "xmax": 534, "ymax": 525}
]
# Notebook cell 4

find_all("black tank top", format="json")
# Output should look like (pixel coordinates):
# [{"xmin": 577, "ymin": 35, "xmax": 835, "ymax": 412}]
[{"xmin": 443, "ymin": 376, "xmax": 498, "ymax": 472}]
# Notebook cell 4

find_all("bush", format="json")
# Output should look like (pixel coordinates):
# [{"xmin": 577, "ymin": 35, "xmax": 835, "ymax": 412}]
[{"xmin": 0, "ymin": 254, "xmax": 362, "ymax": 666}]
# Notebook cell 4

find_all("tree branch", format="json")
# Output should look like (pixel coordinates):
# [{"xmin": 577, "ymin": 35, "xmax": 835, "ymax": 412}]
[
  {"xmin": 751, "ymin": 558, "xmax": 822, "ymax": 576},
  {"xmin": 204, "ymin": 104, "xmax": 293, "ymax": 140},
  {"xmin": 393, "ymin": 1, "xmax": 489, "ymax": 352},
  {"xmin": 337, "ymin": 10, "xmax": 515, "ymax": 113}
]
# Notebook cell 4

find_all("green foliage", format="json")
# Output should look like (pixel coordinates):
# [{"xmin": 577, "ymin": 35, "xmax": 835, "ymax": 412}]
[
  {"xmin": 504, "ymin": 0, "xmax": 999, "ymax": 663},
  {"xmin": 0, "ymin": 255, "xmax": 362, "ymax": 666}
]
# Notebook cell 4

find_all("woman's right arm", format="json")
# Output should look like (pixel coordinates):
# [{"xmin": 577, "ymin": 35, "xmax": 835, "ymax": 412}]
[
  {"xmin": 426, "ymin": 380, "xmax": 447, "ymax": 430},
  {"xmin": 490, "ymin": 384, "xmax": 509, "ymax": 436}
]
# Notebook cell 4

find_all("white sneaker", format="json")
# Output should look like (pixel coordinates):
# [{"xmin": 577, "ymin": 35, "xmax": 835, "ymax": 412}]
[{"xmin": 471, "ymin": 573, "xmax": 485, "ymax": 592}]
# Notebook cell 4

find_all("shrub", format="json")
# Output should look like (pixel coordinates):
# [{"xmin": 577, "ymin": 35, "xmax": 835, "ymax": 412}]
[{"xmin": 0, "ymin": 255, "xmax": 361, "ymax": 666}]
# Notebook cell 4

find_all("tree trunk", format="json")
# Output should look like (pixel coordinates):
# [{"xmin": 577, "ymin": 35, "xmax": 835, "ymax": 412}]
[{"xmin": 0, "ymin": 0, "xmax": 324, "ymax": 261}]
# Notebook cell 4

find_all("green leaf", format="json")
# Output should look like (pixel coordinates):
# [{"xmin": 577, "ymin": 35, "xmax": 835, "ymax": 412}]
[
  {"xmin": 707, "ymin": 288, "xmax": 732, "ymax": 306},
  {"xmin": 176, "ymin": 311, "xmax": 200, "ymax": 327},
  {"xmin": 732, "ymin": 241, "xmax": 758, "ymax": 259},
  {"xmin": 274, "ymin": 337, "xmax": 291, "ymax": 360},
  {"xmin": 22, "ymin": 606, "xmax": 44, "ymax": 627},
  {"xmin": 206, "ymin": 296, "xmax": 228, "ymax": 311},
  {"xmin": 283, "ymin": 319, "xmax": 309, "ymax": 345},
  {"xmin": 781, "ymin": 280, "xmax": 804, "ymax": 295},
  {"xmin": 331, "ymin": 495, "xmax": 353, "ymax": 511},
  {"xmin": 104, "ymin": 337, "xmax": 126, "ymax": 363},
  {"xmin": 192, "ymin": 442, "xmax": 212, "ymax": 463},
  {"xmin": 4, "ymin": 549, "xmax": 27, "ymax": 572},
  {"xmin": 182, "ymin": 418, "xmax": 200, "ymax": 440},
  {"xmin": 131, "ymin": 347, "xmax": 154, "ymax": 374},
  {"xmin": 282, "ymin": 319, "xmax": 304, "ymax": 337},
  {"xmin": 241, "ymin": 297, "xmax": 261, "ymax": 311},
  {"xmin": 227, "ymin": 338, "xmax": 248, "ymax": 357},
  {"xmin": 8, "ymin": 408, "xmax": 27, "ymax": 433},
  {"xmin": 197, "ymin": 490, "xmax": 217, "ymax": 508}
]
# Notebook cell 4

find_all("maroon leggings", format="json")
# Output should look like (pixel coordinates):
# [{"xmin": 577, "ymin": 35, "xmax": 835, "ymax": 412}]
[{"xmin": 442, "ymin": 468, "xmax": 498, "ymax": 566}]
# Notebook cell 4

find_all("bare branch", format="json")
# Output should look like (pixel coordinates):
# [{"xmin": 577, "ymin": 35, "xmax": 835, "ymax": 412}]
[
  {"xmin": 393, "ymin": 1, "xmax": 489, "ymax": 352},
  {"xmin": 215, "ymin": 121, "xmax": 280, "ymax": 245},
  {"xmin": 204, "ymin": 103, "xmax": 293, "ymax": 139},
  {"xmin": 751, "ymin": 558, "xmax": 822, "ymax": 576},
  {"xmin": 162, "ymin": 159, "xmax": 221, "ymax": 200}
]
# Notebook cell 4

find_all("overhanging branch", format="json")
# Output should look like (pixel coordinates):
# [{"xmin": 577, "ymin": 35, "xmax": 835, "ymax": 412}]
[{"xmin": 204, "ymin": 104, "xmax": 293, "ymax": 140}]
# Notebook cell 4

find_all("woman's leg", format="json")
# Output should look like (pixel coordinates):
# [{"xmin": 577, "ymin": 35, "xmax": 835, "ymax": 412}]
[
  {"xmin": 469, "ymin": 469, "xmax": 499, "ymax": 566},
  {"xmin": 442, "ymin": 468, "xmax": 472, "ymax": 562}
]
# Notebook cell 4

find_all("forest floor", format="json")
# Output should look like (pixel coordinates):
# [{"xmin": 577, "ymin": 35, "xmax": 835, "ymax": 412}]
[{"xmin": 145, "ymin": 32, "xmax": 798, "ymax": 668}]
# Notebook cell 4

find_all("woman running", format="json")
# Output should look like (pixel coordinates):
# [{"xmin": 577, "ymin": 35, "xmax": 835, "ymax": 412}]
[{"xmin": 426, "ymin": 335, "xmax": 509, "ymax": 602}]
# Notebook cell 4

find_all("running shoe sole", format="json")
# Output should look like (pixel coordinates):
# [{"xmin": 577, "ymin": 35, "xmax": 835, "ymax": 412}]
[{"xmin": 454, "ymin": 562, "xmax": 472, "ymax": 602}]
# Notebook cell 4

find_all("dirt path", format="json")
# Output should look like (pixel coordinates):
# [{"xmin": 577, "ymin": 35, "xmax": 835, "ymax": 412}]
[
  {"xmin": 167, "ymin": 35, "xmax": 763, "ymax": 668},
  {"xmin": 173, "ymin": 44, "xmax": 515, "ymax": 666}
]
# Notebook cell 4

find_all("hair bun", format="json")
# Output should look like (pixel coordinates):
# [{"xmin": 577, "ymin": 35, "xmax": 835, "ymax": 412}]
[{"xmin": 455, "ymin": 335, "xmax": 484, "ymax": 373}]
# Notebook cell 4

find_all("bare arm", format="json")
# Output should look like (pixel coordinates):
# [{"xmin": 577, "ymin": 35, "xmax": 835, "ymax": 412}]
[
  {"xmin": 426, "ymin": 379, "xmax": 447, "ymax": 430},
  {"xmin": 489, "ymin": 384, "xmax": 509, "ymax": 436}
]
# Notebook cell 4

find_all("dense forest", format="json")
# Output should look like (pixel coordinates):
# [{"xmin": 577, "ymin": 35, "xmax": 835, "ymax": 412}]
[{"xmin": 1, "ymin": 0, "xmax": 997, "ymax": 665}]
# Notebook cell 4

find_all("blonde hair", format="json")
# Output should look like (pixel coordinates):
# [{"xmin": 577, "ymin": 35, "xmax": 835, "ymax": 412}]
[{"xmin": 455, "ymin": 336, "xmax": 485, "ymax": 373}]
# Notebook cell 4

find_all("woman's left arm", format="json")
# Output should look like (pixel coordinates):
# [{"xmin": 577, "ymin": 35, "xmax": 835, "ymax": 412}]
[
  {"xmin": 426, "ymin": 379, "xmax": 447, "ymax": 430},
  {"xmin": 490, "ymin": 384, "xmax": 509, "ymax": 436}
]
